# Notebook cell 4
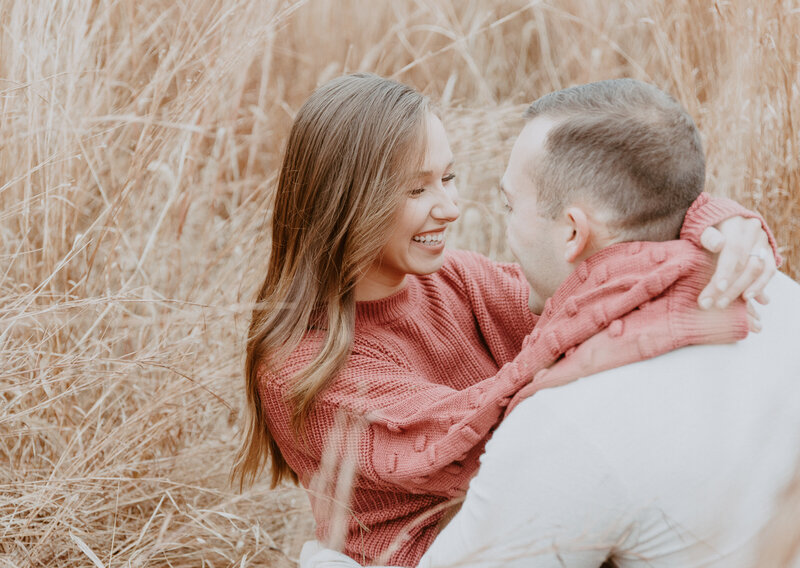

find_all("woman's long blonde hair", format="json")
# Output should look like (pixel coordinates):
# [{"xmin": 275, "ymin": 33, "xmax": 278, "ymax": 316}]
[{"xmin": 233, "ymin": 74, "xmax": 429, "ymax": 489}]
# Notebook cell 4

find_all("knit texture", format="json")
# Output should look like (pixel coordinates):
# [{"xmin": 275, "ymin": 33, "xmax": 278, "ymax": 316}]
[
  {"xmin": 257, "ymin": 193, "xmax": 775, "ymax": 567},
  {"xmin": 259, "ymin": 250, "xmax": 536, "ymax": 566},
  {"xmin": 680, "ymin": 192, "xmax": 782, "ymax": 266},
  {"xmin": 505, "ymin": 239, "xmax": 750, "ymax": 413}
]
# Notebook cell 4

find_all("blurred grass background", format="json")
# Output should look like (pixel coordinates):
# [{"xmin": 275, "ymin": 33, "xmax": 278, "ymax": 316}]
[{"xmin": 1, "ymin": 0, "xmax": 798, "ymax": 566}]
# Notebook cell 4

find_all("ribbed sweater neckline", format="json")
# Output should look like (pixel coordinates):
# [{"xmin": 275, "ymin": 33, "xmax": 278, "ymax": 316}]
[{"xmin": 355, "ymin": 276, "xmax": 422, "ymax": 326}]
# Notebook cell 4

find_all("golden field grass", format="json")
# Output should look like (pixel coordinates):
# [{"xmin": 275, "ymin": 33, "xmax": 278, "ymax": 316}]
[{"xmin": 1, "ymin": 0, "xmax": 798, "ymax": 566}]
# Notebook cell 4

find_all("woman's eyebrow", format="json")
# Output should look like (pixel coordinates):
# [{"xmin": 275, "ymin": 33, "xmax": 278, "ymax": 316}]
[{"xmin": 415, "ymin": 159, "xmax": 455, "ymax": 178}]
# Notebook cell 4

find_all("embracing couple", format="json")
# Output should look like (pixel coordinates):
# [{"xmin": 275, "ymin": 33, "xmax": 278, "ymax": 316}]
[{"xmin": 234, "ymin": 75, "xmax": 800, "ymax": 567}]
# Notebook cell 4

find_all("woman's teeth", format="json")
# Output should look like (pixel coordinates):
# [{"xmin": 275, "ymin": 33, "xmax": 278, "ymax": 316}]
[{"xmin": 413, "ymin": 233, "xmax": 444, "ymax": 245}]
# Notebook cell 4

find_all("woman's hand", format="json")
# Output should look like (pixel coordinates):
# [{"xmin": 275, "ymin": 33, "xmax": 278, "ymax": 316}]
[{"xmin": 698, "ymin": 217, "xmax": 777, "ymax": 310}]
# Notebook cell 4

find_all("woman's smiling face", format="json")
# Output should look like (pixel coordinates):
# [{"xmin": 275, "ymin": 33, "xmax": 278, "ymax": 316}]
[{"xmin": 356, "ymin": 113, "xmax": 460, "ymax": 300}]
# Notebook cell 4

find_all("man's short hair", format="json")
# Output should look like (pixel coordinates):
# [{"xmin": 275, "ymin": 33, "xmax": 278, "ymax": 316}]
[{"xmin": 524, "ymin": 79, "xmax": 705, "ymax": 241}]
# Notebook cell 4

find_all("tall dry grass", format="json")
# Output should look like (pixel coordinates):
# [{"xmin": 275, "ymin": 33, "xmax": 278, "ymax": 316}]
[{"xmin": 1, "ymin": 0, "xmax": 798, "ymax": 566}]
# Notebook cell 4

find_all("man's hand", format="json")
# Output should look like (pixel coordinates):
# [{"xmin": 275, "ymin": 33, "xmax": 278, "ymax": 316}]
[{"xmin": 698, "ymin": 217, "xmax": 777, "ymax": 310}]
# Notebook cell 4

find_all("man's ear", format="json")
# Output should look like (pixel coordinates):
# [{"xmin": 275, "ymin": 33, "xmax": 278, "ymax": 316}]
[{"xmin": 563, "ymin": 206, "xmax": 592, "ymax": 263}]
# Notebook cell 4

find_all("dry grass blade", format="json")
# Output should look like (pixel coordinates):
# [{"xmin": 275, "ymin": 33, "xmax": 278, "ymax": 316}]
[
  {"xmin": 68, "ymin": 533, "xmax": 106, "ymax": 568},
  {"xmin": 1, "ymin": 0, "xmax": 797, "ymax": 566}
]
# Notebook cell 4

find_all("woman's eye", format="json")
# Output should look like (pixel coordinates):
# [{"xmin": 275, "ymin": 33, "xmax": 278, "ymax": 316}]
[
  {"xmin": 409, "ymin": 187, "xmax": 426, "ymax": 196},
  {"xmin": 442, "ymin": 173, "xmax": 456, "ymax": 183}
]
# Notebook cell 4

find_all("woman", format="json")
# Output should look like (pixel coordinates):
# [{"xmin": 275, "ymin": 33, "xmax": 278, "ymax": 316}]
[{"xmin": 232, "ymin": 73, "xmax": 776, "ymax": 567}]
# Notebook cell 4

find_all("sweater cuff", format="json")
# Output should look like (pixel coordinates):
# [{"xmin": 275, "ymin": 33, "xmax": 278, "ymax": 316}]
[
  {"xmin": 680, "ymin": 192, "xmax": 782, "ymax": 266},
  {"xmin": 670, "ymin": 299, "xmax": 749, "ymax": 346},
  {"xmin": 667, "ymin": 262, "xmax": 750, "ymax": 345}
]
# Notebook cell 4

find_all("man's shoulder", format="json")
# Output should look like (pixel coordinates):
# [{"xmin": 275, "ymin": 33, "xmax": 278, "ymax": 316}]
[
  {"xmin": 512, "ymin": 271, "xmax": 800, "ymax": 438},
  {"xmin": 486, "ymin": 272, "xmax": 800, "ymax": 568},
  {"xmin": 762, "ymin": 270, "xmax": 800, "ymax": 308},
  {"xmin": 739, "ymin": 270, "xmax": 800, "ymax": 349}
]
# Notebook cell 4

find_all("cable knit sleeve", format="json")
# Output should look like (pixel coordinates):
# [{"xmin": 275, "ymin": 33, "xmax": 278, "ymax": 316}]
[
  {"xmin": 441, "ymin": 250, "xmax": 538, "ymax": 365},
  {"xmin": 680, "ymin": 192, "xmax": 782, "ymax": 265},
  {"xmin": 315, "ymin": 349, "xmax": 536, "ymax": 499}
]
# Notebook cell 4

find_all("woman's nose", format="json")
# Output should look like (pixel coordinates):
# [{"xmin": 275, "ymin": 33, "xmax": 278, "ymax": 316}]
[{"xmin": 432, "ymin": 186, "xmax": 459, "ymax": 222}]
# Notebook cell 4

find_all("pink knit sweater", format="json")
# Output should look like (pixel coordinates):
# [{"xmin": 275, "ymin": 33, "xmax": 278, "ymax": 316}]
[{"xmin": 257, "ymin": 194, "xmax": 777, "ymax": 566}]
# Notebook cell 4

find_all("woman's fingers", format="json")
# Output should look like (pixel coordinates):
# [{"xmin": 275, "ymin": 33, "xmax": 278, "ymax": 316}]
[
  {"xmin": 754, "ymin": 290, "xmax": 770, "ymax": 305},
  {"xmin": 714, "ymin": 250, "xmax": 770, "ymax": 308},
  {"xmin": 747, "ymin": 300, "xmax": 762, "ymax": 333},
  {"xmin": 699, "ymin": 226, "xmax": 724, "ymax": 253},
  {"xmin": 743, "ymin": 245, "xmax": 777, "ymax": 304},
  {"xmin": 715, "ymin": 234, "xmax": 776, "ymax": 308},
  {"xmin": 698, "ymin": 218, "xmax": 767, "ymax": 308}
]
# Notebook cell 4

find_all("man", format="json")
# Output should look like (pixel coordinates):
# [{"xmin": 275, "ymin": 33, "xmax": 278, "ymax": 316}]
[
  {"xmin": 302, "ymin": 79, "xmax": 799, "ymax": 567},
  {"xmin": 415, "ymin": 79, "xmax": 800, "ymax": 567}
]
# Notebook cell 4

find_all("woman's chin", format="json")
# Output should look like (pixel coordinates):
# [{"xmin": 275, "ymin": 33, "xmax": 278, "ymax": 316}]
[{"xmin": 409, "ymin": 254, "xmax": 446, "ymax": 276}]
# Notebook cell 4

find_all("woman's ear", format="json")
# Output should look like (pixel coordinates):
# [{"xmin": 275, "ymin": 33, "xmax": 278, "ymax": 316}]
[{"xmin": 563, "ymin": 206, "xmax": 592, "ymax": 263}]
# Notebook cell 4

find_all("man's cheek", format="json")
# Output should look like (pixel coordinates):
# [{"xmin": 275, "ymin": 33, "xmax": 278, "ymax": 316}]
[
  {"xmin": 506, "ymin": 225, "xmax": 522, "ymax": 258},
  {"xmin": 508, "ymin": 241, "xmax": 523, "ymax": 265}
]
